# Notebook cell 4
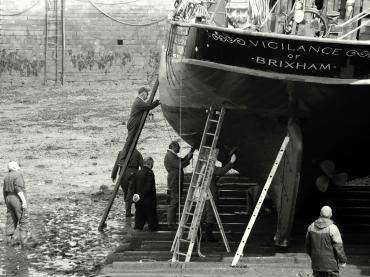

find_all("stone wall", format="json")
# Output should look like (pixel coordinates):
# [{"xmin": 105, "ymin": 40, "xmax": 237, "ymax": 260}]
[{"xmin": 0, "ymin": 0, "xmax": 174, "ymax": 85}]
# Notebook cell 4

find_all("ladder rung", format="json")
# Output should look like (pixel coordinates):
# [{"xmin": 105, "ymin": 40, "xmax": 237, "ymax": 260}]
[
  {"xmin": 179, "ymin": 238, "xmax": 190, "ymax": 243},
  {"xmin": 194, "ymin": 171, "xmax": 204, "ymax": 175},
  {"xmin": 198, "ymin": 158, "xmax": 208, "ymax": 162},
  {"xmin": 175, "ymin": 252, "xmax": 187, "ymax": 256},
  {"xmin": 206, "ymin": 132, "xmax": 215, "ymax": 136},
  {"xmin": 180, "ymin": 224, "xmax": 191, "ymax": 230},
  {"xmin": 201, "ymin": 146, "xmax": 212, "ymax": 149},
  {"xmin": 209, "ymin": 119, "xmax": 219, "ymax": 123},
  {"xmin": 185, "ymin": 211, "xmax": 194, "ymax": 216}
]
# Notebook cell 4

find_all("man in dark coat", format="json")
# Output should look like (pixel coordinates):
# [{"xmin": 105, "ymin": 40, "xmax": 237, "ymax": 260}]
[
  {"xmin": 164, "ymin": 141, "xmax": 194, "ymax": 228},
  {"xmin": 306, "ymin": 206, "xmax": 347, "ymax": 277},
  {"xmin": 132, "ymin": 157, "xmax": 158, "ymax": 231},
  {"xmin": 202, "ymin": 152, "xmax": 237, "ymax": 242},
  {"xmin": 111, "ymin": 148, "xmax": 143, "ymax": 217},
  {"xmin": 122, "ymin": 87, "xmax": 160, "ymax": 156}
]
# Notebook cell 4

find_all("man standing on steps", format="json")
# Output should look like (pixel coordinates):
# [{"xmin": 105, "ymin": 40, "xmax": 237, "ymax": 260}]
[
  {"xmin": 111, "ymin": 148, "xmax": 143, "ymax": 217},
  {"xmin": 164, "ymin": 141, "xmax": 194, "ymax": 229},
  {"xmin": 132, "ymin": 157, "xmax": 158, "ymax": 232},
  {"xmin": 122, "ymin": 87, "xmax": 160, "ymax": 156},
  {"xmin": 305, "ymin": 205, "xmax": 347, "ymax": 277},
  {"xmin": 201, "ymin": 152, "xmax": 237, "ymax": 242}
]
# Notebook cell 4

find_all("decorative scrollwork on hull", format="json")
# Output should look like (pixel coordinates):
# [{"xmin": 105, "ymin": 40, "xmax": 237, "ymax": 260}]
[
  {"xmin": 346, "ymin": 49, "xmax": 370, "ymax": 58},
  {"xmin": 209, "ymin": 32, "xmax": 246, "ymax": 45}
]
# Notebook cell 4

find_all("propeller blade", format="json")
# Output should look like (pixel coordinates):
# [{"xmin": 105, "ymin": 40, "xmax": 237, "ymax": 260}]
[
  {"xmin": 316, "ymin": 175, "xmax": 330, "ymax": 192},
  {"xmin": 333, "ymin": 172, "xmax": 349, "ymax": 186},
  {"xmin": 319, "ymin": 160, "xmax": 336, "ymax": 178}
]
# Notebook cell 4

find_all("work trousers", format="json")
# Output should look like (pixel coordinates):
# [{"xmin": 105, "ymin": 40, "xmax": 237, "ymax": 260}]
[
  {"xmin": 5, "ymin": 195, "xmax": 28, "ymax": 238},
  {"xmin": 202, "ymin": 182, "xmax": 219, "ymax": 224},
  {"xmin": 313, "ymin": 270, "xmax": 340, "ymax": 277},
  {"xmin": 134, "ymin": 197, "xmax": 158, "ymax": 231},
  {"xmin": 167, "ymin": 188, "xmax": 183, "ymax": 226},
  {"xmin": 120, "ymin": 168, "xmax": 138, "ymax": 213},
  {"xmin": 122, "ymin": 125, "xmax": 139, "ymax": 156}
]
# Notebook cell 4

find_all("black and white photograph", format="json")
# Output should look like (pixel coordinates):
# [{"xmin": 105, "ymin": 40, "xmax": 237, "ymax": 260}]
[{"xmin": 1, "ymin": 0, "xmax": 370, "ymax": 276}]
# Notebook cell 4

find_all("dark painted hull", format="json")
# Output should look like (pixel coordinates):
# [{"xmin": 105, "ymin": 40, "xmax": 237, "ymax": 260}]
[{"xmin": 159, "ymin": 23, "xmax": 370, "ymax": 214}]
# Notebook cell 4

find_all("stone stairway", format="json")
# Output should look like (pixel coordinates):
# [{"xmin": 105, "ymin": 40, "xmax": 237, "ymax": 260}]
[
  {"xmin": 102, "ymin": 174, "xmax": 370, "ymax": 276},
  {"xmin": 326, "ymin": 184, "xmax": 370, "ymax": 232}
]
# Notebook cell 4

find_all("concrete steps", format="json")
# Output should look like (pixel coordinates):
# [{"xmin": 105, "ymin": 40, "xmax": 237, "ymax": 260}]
[
  {"xmin": 102, "ymin": 258, "xmax": 370, "ymax": 277},
  {"xmin": 103, "ymin": 174, "xmax": 370, "ymax": 276}
]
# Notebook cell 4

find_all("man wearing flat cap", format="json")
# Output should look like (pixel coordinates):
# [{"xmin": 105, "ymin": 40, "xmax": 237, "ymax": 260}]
[
  {"xmin": 305, "ymin": 205, "xmax": 347, "ymax": 277},
  {"xmin": 122, "ymin": 87, "xmax": 160, "ymax": 156}
]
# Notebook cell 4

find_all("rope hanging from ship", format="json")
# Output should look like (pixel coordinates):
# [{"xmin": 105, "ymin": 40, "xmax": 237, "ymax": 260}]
[
  {"xmin": 1, "ymin": 0, "xmax": 41, "ymax": 16},
  {"xmin": 87, "ymin": 0, "xmax": 168, "ymax": 26}
]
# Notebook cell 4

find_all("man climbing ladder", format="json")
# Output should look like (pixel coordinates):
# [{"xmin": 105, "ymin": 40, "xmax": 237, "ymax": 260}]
[{"xmin": 98, "ymin": 79, "xmax": 160, "ymax": 231}]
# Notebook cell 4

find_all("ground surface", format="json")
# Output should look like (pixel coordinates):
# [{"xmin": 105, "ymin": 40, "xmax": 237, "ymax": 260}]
[{"xmin": 0, "ymin": 83, "xmax": 187, "ymax": 276}]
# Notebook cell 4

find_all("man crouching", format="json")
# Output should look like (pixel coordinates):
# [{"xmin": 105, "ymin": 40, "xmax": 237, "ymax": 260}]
[{"xmin": 133, "ymin": 157, "xmax": 158, "ymax": 232}]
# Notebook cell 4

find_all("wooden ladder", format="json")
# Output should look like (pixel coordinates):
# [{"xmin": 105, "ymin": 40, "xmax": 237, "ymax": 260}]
[
  {"xmin": 98, "ymin": 79, "xmax": 159, "ymax": 231},
  {"xmin": 171, "ymin": 106, "xmax": 230, "ymax": 262},
  {"xmin": 44, "ymin": 0, "xmax": 65, "ymax": 84}
]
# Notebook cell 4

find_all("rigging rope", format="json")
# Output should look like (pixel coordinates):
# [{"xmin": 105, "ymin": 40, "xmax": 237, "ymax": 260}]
[
  {"xmin": 1, "ymin": 0, "xmax": 41, "ymax": 16},
  {"xmin": 74, "ymin": 0, "xmax": 141, "ymax": 5},
  {"xmin": 87, "ymin": 0, "xmax": 168, "ymax": 26}
]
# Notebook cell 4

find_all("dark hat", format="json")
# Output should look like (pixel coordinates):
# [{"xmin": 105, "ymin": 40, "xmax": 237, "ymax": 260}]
[
  {"xmin": 169, "ymin": 141, "xmax": 180, "ymax": 149},
  {"xmin": 138, "ymin": 87, "xmax": 149, "ymax": 94}
]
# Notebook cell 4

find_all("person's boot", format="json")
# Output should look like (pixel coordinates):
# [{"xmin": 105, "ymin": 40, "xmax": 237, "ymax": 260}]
[
  {"xmin": 20, "ymin": 231, "xmax": 38, "ymax": 249},
  {"xmin": 204, "ymin": 223, "xmax": 219, "ymax": 243}
]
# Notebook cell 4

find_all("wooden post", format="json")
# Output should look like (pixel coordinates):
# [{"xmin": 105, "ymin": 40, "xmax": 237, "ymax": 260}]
[
  {"xmin": 55, "ymin": 0, "xmax": 59, "ymax": 84},
  {"xmin": 61, "ymin": 0, "xmax": 65, "ymax": 85},
  {"xmin": 44, "ymin": 0, "xmax": 48, "ymax": 85}
]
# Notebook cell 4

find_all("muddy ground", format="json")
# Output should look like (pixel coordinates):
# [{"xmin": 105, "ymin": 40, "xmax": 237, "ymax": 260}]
[{"xmin": 0, "ymin": 84, "xmax": 188, "ymax": 276}]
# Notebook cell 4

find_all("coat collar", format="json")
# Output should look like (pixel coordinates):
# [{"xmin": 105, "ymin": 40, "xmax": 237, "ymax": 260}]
[{"xmin": 167, "ymin": 149, "xmax": 178, "ymax": 157}]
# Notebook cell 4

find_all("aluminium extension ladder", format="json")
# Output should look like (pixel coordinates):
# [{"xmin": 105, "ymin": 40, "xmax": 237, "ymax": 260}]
[
  {"xmin": 171, "ymin": 106, "xmax": 230, "ymax": 262},
  {"xmin": 231, "ymin": 136, "xmax": 290, "ymax": 266}
]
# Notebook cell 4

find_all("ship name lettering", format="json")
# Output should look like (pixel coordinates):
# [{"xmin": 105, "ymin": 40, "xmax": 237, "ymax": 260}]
[
  {"xmin": 248, "ymin": 39, "xmax": 343, "ymax": 56},
  {"xmin": 256, "ymin": 56, "xmax": 331, "ymax": 71}
]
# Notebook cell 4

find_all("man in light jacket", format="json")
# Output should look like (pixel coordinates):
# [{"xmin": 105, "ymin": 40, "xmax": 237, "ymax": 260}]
[
  {"xmin": 3, "ymin": 161, "xmax": 29, "ymax": 246},
  {"xmin": 305, "ymin": 205, "xmax": 347, "ymax": 277}
]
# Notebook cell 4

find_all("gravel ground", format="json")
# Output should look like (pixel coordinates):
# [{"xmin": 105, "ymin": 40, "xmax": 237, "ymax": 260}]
[{"xmin": 0, "ymin": 83, "xmax": 189, "ymax": 276}]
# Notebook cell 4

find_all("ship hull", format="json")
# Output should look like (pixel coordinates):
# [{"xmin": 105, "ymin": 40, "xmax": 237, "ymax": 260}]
[{"xmin": 159, "ymin": 23, "xmax": 370, "ymax": 222}]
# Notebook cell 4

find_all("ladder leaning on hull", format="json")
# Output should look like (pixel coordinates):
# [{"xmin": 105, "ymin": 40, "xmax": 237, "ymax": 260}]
[
  {"xmin": 98, "ymin": 78, "xmax": 159, "ymax": 231},
  {"xmin": 231, "ymin": 136, "xmax": 290, "ymax": 266},
  {"xmin": 171, "ymin": 106, "xmax": 230, "ymax": 263}
]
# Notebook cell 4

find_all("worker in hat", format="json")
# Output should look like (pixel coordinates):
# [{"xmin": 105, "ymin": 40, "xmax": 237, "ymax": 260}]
[
  {"xmin": 111, "ymin": 148, "xmax": 143, "ymax": 217},
  {"xmin": 132, "ymin": 157, "xmax": 158, "ymax": 231},
  {"xmin": 305, "ymin": 206, "xmax": 347, "ymax": 277},
  {"xmin": 164, "ymin": 141, "xmax": 194, "ymax": 229},
  {"xmin": 3, "ymin": 161, "xmax": 30, "ymax": 247},
  {"xmin": 122, "ymin": 87, "xmax": 160, "ymax": 156}
]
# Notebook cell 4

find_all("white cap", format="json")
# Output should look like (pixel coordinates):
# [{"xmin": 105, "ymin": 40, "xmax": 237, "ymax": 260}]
[
  {"xmin": 8, "ymin": 161, "xmax": 21, "ymax": 172},
  {"xmin": 320, "ymin": 205, "xmax": 332, "ymax": 218}
]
